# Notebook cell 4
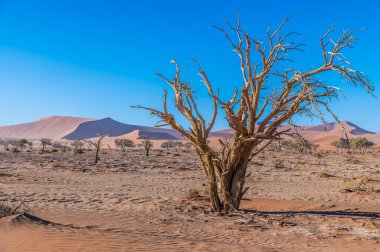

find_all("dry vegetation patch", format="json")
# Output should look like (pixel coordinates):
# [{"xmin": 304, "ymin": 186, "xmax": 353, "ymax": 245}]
[
  {"xmin": 187, "ymin": 188, "xmax": 200, "ymax": 199},
  {"xmin": 317, "ymin": 171, "xmax": 334, "ymax": 178},
  {"xmin": 0, "ymin": 202, "xmax": 25, "ymax": 218},
  {"xmin": 0, "ymin": 147, "xmax": 379, "ymax": 250},
  {"xmin": 340, "ymin": 176, "xmax": 375, "ymax": 193}
]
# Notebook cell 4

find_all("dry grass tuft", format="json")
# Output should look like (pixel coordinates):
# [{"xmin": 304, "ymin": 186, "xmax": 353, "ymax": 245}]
[
  {"xmin": 202, "ymin": 187, "xmax": 210, "ymax": 196},
  {"xmin": 187, "ymin": 188, "xmax": 200, "ymax": 199},
  {"xmin": 52, "ymin": 161, "xmax": 64, "ymax": 169},
  {"xmin": 317, "ymin": 171, "xmax": 333, "ymax": 178}
]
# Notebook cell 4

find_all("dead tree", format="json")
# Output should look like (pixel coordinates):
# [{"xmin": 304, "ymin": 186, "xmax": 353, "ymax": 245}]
[
  {"xmin": 84, "ymin": 131, "xmax": 109, "ymax": 164},
  {"xmin": 174, "ymin": 141, "xmax": 184, "ymax": 151},
  {"xmin": 62, "ymin": 142, "xmax": 68, "ymax": 152},
  {"xmin": 133, "ymin": 16, "xmax": 373, "ymax": 213},
  {"xmin": 40, "ymin": 138, "xmax": 51, "ymax": 152},
  {"xmin": 141, "ymin": 137, "xmax": 153, "ymax": 156}
]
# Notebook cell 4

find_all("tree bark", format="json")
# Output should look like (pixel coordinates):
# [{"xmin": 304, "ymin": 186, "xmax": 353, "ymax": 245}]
[
  {"xmin": 95, "ymin": 147, "xmax": 100, "ymax": 164},
  {"xmin": 198, "ymin": 141, "xmax": 253, "ymax": 213}
]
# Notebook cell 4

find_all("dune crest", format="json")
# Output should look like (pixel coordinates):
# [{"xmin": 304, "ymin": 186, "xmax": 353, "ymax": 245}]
[{"xmin": 0, "ymin": 116, "xmax": 93, "ymax": 140}]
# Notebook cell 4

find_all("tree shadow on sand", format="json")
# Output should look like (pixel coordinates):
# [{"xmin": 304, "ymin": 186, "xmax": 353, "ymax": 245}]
[{"xmin": 244, "ymin": 210, "xmax": 380, "ymax": 219}]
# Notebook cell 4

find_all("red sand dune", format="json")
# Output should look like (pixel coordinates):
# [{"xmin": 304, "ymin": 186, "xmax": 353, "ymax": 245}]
[
  {"xmin": 0, "ymin": 116, "xmax": 93, "ymax": 140},
  {"xmin": 62, "ymin": 117, "xmax": 181, "ymax": 140},
  {"xmin": 0, "ymin": 116, "xmax": 378, "ymax": 149}
]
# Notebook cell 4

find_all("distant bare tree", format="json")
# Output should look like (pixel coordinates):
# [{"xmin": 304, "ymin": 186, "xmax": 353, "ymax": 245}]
[
  {"xmin": 140, "ymin": 137, "xmax": 153, "ymax": 157},
  {"xmin": 114, "ymin": 139, "xmax": 135, "ymax": 151},
  {"xmin": 52, "ymin": 142, "xmax": 62, "ymax": 149},
  {"xmin": 16, "ymin": 139, "xmax": 28, "ymax": 152},
  {"xmin": 331, "ymin": 140, "xmax": 342, "ymax": 152},
  {"xmin": 52, "ymin": 141, "xmax": 67, "ymax": 152},
  {"xmin": 84, "ymin": 131, "xmax": 109, "ymax": 164},
  {"xmin": 62, "ymin": 142, "xmax": 68, "ymax": 152},
  {"xmin": 174, "ymin": 141, "xmax": 184, "ymax": 151},
  {"xmin": 340, "ymin": 137, "xmax": 350, "ymax": 152},
  {"xmin": 40, "ymin": 138, "xmax": 51, "ymax": 152},
  {"xmin": 133, "ymin": 16, "xmax": 373, "ymax": 212}
]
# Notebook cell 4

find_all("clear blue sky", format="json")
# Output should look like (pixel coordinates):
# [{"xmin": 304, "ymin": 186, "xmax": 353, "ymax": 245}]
[{"xmin": 0, "ymin": 0, "xmax": 379, "ymax": 131}]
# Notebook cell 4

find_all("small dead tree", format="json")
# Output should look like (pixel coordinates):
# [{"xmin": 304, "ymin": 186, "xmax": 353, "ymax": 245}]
[
  {"xmin": 40, "ymin": 138, "xmax": 51, "ymax": 152},
  {"xmin": 52, "ymin": 141, "xmax": 68, "ymax": 152},
  {"xmin": 62, "ymin": 142, "xmax": 68, "ymax": 152},
  {"xmin": 52, "ymin": 141, "xmax": 62, "ymax": 149},
  {"xmin": 84, "ymin": 131, "xmax": 109, "ymax": 164},
  {"xmin": 174, "ymin": 141, "xmax": 184, "ymax": 151},
  {"xmin": 331, "ymin": 140, "xmax": 342, "ymax": 152},
  {"xmin": 141, "ymin": 137, "xmax": 153, "ymax": 156},
  {"xmin": 133, "ymin": 16, "xmax": 373, "ymax": 212}
]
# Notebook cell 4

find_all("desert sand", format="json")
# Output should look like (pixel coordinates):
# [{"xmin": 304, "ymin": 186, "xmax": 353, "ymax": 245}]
[{"xmin": 1, "ymin": 147, "xmax": 379, "ymax": 251}]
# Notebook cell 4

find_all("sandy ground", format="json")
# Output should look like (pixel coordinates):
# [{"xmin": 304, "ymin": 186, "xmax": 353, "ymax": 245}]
[{"xmin": 0, "ymin": 148, "xmax": 379, "ymax": 251}]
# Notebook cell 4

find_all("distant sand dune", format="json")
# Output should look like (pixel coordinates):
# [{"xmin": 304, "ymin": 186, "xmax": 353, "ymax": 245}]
[
  {"xmin": 63, "ymin": 117, "xmax": 181, "ymax": 140},
  {"xmin": 0, "ymin": 116, "xmax": 378, "ymax": 149},
  {"xmin": 0, "ymin": 116, "xmax": 93, "ymax": 140}
]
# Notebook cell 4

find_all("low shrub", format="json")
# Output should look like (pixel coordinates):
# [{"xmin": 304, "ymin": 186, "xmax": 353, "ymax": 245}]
[
  {"xmin": 187, "ymin": 188, "xmax": 200, "ymax": 199},
  {"xmin": 340, "ymin": 176, "xmax": 374, "ymax": 193},
  {"xmin": 340, "ymin": 184, "xmax": 374, "ymax": 193},
  {"xmin": 52, "ymin": 162, "xmax": 63, "ymax": 169}
]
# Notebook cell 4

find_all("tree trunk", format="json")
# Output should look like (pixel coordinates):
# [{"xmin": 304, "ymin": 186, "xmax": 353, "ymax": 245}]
[
  {"xmin": 198, "ymin": 141, "xmax": 253, "ymax": 213},
  {"xmin": 95, "ymin": 147, "xmax": 100, "ymax": 164},
  {"xmin": 219, "ymin": 156, "xmax": 251, "ymax": 212}
]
